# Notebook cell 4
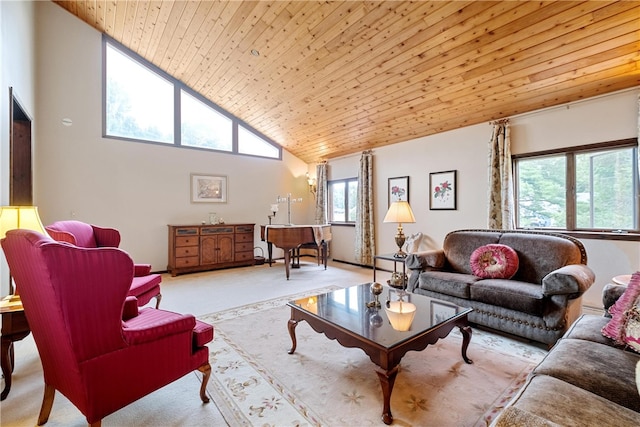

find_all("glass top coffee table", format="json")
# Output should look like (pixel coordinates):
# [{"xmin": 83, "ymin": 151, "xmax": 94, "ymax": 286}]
[{"xmin": 287, "ymin": 283, "xmax": 473, "ymax": 425}]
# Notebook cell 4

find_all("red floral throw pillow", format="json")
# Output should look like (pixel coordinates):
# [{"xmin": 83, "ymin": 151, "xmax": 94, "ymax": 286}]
[
  {"xmin": 470, "ymin": 244, "xmax": 519, "ymax": 279},
  {"xmin": 602, "ymin": 271, "xmax": 640, "ymax": 345}
]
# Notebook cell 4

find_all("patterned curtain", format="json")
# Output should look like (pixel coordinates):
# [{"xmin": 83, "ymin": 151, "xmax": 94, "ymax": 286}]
[
  {"xmin": 487, "ymin": 119, "xmax": 515, "ymax": 229},
  {"xmin": 315, "ymin": 162, "xmax": 327, "ymax": 224},
  {"xmin": 355, "ymin": 150, "xmax": 375, "ymax": 266}
]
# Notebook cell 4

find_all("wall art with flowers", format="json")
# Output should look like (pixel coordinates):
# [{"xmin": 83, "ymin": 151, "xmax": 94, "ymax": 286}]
[
  {"xmin": 388, "ymin": 176, "xmax": 409, "ymax": 206},
  {"xmin": 429, "ymin": 170, "xmax": 457, "ymax": 210}
]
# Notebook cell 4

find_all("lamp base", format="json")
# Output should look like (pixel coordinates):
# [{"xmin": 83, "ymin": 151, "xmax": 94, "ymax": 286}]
[{"xmin": 393, "ymin": 224, "xmax": 407, "ymax": 258}]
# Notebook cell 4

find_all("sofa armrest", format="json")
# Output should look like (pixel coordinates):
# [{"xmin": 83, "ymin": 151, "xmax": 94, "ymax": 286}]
[
  {"xmin": 91, "ymin": 225, "xmax": 121, "ymax": 247},
  {"xmin": 405, "ymin": 249, "xmax": 446, "ymax": 271},
  {"xmin": 542, "ymin": 264, "xmax": 595, "ymax": 296},
  {"xmin": 122, "ymin": 308, "xmax": 196, "ymax": 345},
  {"xmin": 602, "ymin": 283, "xmax": 627, "ymax": 314},
  {"xmin": 134, "ymin": 263, "xmax": 152, "ymax": 276},
  {"xmin": 122, "ymin": 296, "xmax": 139, "ymax": 320}
]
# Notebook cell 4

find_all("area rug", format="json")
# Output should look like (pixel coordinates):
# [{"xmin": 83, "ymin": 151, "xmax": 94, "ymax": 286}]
[{"xmin": 198, "ymin": 287, "xmax": 547, "ymax": 426}]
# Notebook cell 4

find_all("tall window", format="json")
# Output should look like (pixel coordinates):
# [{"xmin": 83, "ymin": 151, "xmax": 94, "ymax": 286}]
[
  {"xmin": 328, "ymin": 178, "xmax": 358, "ymax": 223},
  {"xmin": 103, "ymin": 37, "xmax": 281, "ymax": 160},
  {"xmin": 514, "ymin": 139, "xmax": 638, "ymax": 232}
]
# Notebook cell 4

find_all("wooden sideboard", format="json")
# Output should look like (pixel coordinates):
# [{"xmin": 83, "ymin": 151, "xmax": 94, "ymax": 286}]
[{"xmin": 167, "ymin": 223, "xmax": 255, "ymax": 276}]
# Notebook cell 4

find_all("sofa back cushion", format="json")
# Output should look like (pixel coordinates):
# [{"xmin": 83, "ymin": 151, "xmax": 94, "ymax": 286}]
[
  {"xmin": 443, "ymin": 230, "xmax": 586, "ymax": 284},
  {"xmin": 443, "ymin": 231, "xmax": 500, "ymax": 274},
  {"xmin": 498, "ymin": 233, "xmax": 584, "ymax": 284}
]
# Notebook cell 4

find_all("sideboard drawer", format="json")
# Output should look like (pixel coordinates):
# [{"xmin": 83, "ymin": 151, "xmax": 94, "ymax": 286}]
[
  {"xmin": 175, "ymin": 256, "xmax": 199, "ymax": 268},
  {"xmin": 176, "ymin": 246, "xmax": 199, "ymax": 257},
  {"xmin": 235, "ymin": 251, "xmax": 253, "ymax": 262},
  {"xmin": 235, "ymin": 233, "xmax": 253, "ymax": 243},
  {"xmin": 176, "ymin": 236, "xmax": 199, "ymax": 247},
  {"xmin": 235, "ymin": 242, "xmax": 252, "ymax": 252}
]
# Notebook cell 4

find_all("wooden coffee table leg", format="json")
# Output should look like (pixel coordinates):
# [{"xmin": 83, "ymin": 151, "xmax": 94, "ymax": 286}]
[
  {"xmin": 287, "ymin": 318, "xmax": 298, "ymax": 354},
  {"xmin": 459, "ymin": 325, "xmax": 473, "ymax": 364},
  {"xmin": 375, "ymin": 365, "xmax": 399, "ymax": 425}
]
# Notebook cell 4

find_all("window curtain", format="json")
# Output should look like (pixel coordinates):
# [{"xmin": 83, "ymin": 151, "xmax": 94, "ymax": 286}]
[
  {"xmin": 314, "ymin": 162, "xmax": 327, "ymax": 224},
  {"xmin": 355, "ymin": 150, "xmax": 375, "ymax": 266},
  {"xmin": 637, "ymin": 93, "xmax": 640, "ymax": 182},
  {"xmin": 487, "ymin": 119, "xmax": 515, "ymax": 229}
]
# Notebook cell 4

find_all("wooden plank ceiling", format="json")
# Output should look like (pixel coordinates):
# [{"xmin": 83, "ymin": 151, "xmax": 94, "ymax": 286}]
[{"xmin": 53, "ymin": 1, "xmax": 640, "ymax": 163}]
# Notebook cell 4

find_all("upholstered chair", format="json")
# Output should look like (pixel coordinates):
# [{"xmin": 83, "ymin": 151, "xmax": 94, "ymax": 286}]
[
  {"xmin": 45, "ymin": 220, "xmax": 162, "ymax": 308},
  {"xmin": 1, "ymin": 229, "xmax": 213, "ymax": 426}
]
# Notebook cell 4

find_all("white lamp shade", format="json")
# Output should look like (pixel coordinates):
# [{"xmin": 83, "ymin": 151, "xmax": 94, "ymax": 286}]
[
  {"xmin": 383, "ymin": 201, "xmax": 416, "ymax": 224},
  {"xmin": 0, "ymin": 206, "xmax": 49, "ymax": 239},
  {"xmin": 384, "ymin": 301, "xmax": 417, "ymax": 331}
]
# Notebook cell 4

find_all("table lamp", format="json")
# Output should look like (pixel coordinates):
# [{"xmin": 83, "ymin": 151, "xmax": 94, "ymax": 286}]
[
  {"xmin": 384, "ymin": 300, "xmax": 416, "ymax": 331},
  {"xmin": 383, "ymin": 201, "xmax": 415, "ymax": 258},
  {"xmin": 0, "ymin": 206, "xmax": 49, "ymax": 296}
]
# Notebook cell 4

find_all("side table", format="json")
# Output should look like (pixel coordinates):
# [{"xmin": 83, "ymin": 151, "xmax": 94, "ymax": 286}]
[
  {"xmin": 373, "ymin": 253, "xmax": 407, "ymax": 285},
  {"xmin": 1, "ymin": 295, "xmax": 30, "ymax": 401}
]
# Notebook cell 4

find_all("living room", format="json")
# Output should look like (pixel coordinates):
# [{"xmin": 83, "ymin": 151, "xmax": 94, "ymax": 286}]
[
  {"xmin": 1, "ymin": 1, "xmax": 640, "ymax": 425},
  {"xmin": 2, "ymin": 1, "xmax": 638, "ymax": 307}
]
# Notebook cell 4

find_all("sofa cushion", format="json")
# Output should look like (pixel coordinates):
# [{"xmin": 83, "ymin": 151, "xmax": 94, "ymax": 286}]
[
  {"xmin": 563, "ymin": 314, "xmax": 614, "ymax": 346},
  {"xmin": 499, "ymin": 374, "xmax": 640, "ymax": 427},
  {"xmin": 443, "ymin": 231, "xmax": 500, "ymax": 274},
  {"xmin": 470, "ymin": 279, "xmax": 544, "ymax": 315},
  {"xmin": 417, "ymin": 271, "xmax": 479, "ymax": 299},
  {"xmin": 497, "ymin": 233, "xmax": 583, "ymax": 285},
  {"xmin": 533, "ymin": 338, "xmax": 640, "ymax": 411},
  {"xmin": 470, "ymin": 244, "xmax": 519, "ymax": 279},
  {"xmin": 602, "ymin": 271, "xmax": 640, "ymax": 345}
]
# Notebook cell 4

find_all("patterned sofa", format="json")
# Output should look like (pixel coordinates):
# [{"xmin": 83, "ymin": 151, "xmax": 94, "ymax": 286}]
[{"xmin": 405, "ymin": 229, "xmax": 595, "ymax": 346}]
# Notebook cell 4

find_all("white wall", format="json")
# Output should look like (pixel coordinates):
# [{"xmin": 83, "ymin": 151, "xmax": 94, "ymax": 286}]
[
  {"xmin": 329, "ymin": 89, "xmax": 640, "ymax": 309},
  {"xmin": 33, "ymin": 1, "xmax": 314, "ymax": 272},
  {"xmin": 0, "ymin": 0, "xmax": 36, "ymax": 296}
]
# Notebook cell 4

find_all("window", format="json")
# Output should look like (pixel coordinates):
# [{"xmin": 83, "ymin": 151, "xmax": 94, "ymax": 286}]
[
  {"xmin": 103, "ymin": 36, "xmax": 281, "ymax": 160},
  {"xmin": 105, "ymin": 44, "xmax": 174, "ymax": 143},
  {"xmin": 328, "ymin": 178, "xmax": 358, "ymax": 223},
  {"xmin": 514, "ymin": 139, "xmax": 639, "ymax": 232}
]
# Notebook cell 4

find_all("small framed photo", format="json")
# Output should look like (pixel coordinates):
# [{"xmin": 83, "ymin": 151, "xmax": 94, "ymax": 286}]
[
  {"xmin": 431, "ymin": 300, "xmax": 459, "ymax": 324},
  {"xmin": 429, "ymin": 170, "xmax": 456, "ymax": 210},
  {"xmin": 388, "ymin": 176, "xmax": 409, "ymax": 206},
  {"xmin": 191, "ymin": 174, "xmax": 227, "ymax": 203}
]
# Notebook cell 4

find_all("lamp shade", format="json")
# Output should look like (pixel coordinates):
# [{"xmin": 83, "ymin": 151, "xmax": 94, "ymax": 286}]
[
  {"xmin": 0, "ymin": 206, "xmax": 49, "ymax": 239},
  {"xmin": 383, "ymin": 201, "xmax": 416, "ymax": 224},
  {"xmin": 384, "ymin": 300, "xmax": 417, "ymax": 331}
]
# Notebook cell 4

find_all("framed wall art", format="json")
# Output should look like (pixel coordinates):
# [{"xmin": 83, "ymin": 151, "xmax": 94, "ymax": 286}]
[
  {"xmin": 388, "ymin": 176, "xmax": 409, "ymax": 206},
  {"xmin": 191, "ymin": 174, "xmax": 227, "ymax": 203},
  {"xmin": 429, "ymin": 170, "xmax": 456, "ymax": 210}
]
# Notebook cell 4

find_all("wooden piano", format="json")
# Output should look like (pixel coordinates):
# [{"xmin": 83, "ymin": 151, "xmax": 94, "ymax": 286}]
[{"xmin": 260, "ymin": 225, "xmax": 332, "ymax": 279}]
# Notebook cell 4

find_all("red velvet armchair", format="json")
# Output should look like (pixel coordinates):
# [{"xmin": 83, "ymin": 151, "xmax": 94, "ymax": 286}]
[
  {"xmin": 45, "ymin": 220, "xmax": 162, "ymax": 308},
  {"xmin": 1, "ymin": 229, "xmax": 213, "ymax": 426}
]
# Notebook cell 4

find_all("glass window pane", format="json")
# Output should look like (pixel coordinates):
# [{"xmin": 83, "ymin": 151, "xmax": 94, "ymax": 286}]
[
  {"xmin": 238, "ymin": 126, "xmax": 279, "ymax": 158},
  {"xmin": 517, "ymin": 155, "xmax": 566, "ymax": 228},
  {"xmin": 105, "ymin": 44, "xmax": 173, "ymax": 143},
  {"xmin": 348, "ymin": 180, "xmax": 358, "ymax": 222},
  {"xmin": 575, "ymin": 148, "xmax": 634, "ymax": 229},
  {"xmin": 181, "ymin": 90, "xmax": 232, "ymax": 151},
  {"xmin": 330, "ymin": 182, "xmax": 346, "ymax": 222}
]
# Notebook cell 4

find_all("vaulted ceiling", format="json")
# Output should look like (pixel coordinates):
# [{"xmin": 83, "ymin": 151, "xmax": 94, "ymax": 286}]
[{"xmin": 53, "ymin": 1, "xmax": 640, "ymax": 163}]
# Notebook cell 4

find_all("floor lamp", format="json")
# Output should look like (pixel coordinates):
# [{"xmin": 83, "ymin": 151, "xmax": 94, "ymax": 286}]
[
  {"xmin": 0, "ymin": 206, "xmax": 49, "ymax": 298},
  {"xmin": 383, "ymin": 201, "xmax": 416, "ymax": 258}
]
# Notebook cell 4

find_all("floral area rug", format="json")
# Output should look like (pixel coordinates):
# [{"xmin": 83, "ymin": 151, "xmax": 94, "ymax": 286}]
[{"xmin": 198, "ymin": 287, "xmax": 547, "ymax": 426}]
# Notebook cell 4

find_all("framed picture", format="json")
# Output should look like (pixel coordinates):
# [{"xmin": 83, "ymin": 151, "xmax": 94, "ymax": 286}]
[
  {"xmin": 430, "ymin": 300, "xmax": 458, "ymax": 324},
  {"xmin": 429, "ymin": 170, "xmax": 457, "ymax": 210},
  {"xmin": 191, "ymin": 174, "xmax": 227, "ymax": 203},
  {"xmin": 388, "ymin": 176, "xmax": 409, "ymax": 206}
]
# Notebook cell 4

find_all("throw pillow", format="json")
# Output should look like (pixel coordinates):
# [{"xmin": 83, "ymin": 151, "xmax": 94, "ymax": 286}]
[
  {"xmin": 469, "ymin": 244, "xmax": 519, "ymax": 279},
  {"xmin": 636, "ymin": 360, "xmax": 640, "ymax": 397},
  {"xmin": 623, "ymin": 302, "xmax": 640, "ymax": 353},
  {"xmin": 602, "ymin": 271, "xmax": 640, "ymax": 345}
]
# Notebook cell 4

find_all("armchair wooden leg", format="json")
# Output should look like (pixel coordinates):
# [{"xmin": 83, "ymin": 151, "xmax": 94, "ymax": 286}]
[
  {"xmin": 89, "ymin": 421, "xmax": 101, "ymax": 427},
  {"xmin": 198, "ymin": 363, "xmax": 211, "ymax": 403},
  {"xmin": 37, "ymin": 384, "xmax": 55, "ymax": 425},
  {"xmin": 154, "ymin": 293, "xmax": 162, "ymax": 309}
]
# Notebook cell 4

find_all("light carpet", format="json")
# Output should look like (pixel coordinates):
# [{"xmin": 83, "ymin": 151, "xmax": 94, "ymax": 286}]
[{"xmin": 199, "ymin": 287, "xmax": 547, "ymax": 427}]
